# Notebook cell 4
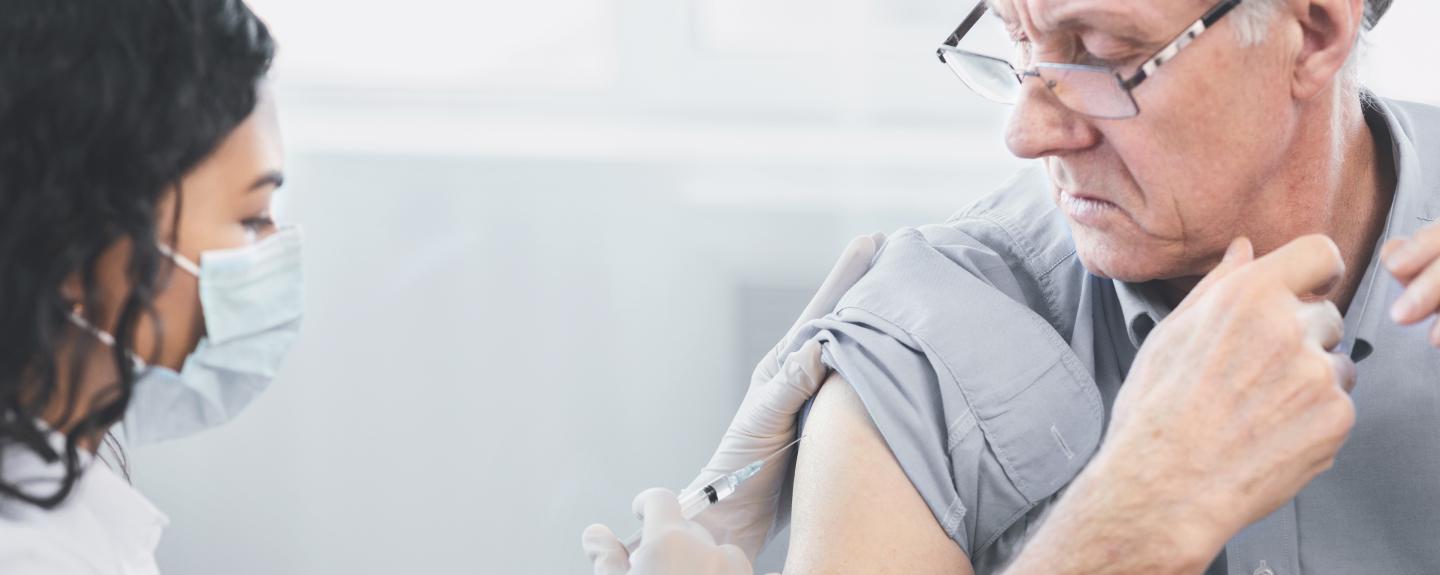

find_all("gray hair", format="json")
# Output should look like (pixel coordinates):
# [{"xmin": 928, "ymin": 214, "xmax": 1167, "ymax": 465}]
[{"xmin": 1232, "ymin": 0, "xmax": 1392, "ymax": 92}]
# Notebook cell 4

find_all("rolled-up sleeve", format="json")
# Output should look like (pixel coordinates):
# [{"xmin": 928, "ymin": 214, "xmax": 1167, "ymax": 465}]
[{"xmin": 788, "ymin": 226, "xmax": 1103, "ymax": 559}]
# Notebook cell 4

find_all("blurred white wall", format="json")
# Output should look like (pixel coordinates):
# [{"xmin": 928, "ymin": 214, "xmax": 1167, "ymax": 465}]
[{"xmin": 128, "ymin": 1, "xmax": 1440, "ymax": 573}]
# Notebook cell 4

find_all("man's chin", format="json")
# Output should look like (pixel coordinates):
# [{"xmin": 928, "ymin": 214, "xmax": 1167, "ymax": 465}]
[{"xmin": 1074, "ymin": 242, "xmax": 1169, "ymax": 284}]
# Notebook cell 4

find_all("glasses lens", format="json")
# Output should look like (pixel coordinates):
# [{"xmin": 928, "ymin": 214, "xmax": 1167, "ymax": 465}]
[
  {"xmin": 941, "ymin": 48, "xmax": 1020, "ymax": 104},
  {"xmin": 1034, "ymin": 64, "xmax": 1138, "ymax": 119}
]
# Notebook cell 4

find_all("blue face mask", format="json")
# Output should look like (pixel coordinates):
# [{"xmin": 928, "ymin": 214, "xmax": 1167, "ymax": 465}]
[{"xmin": 72, "ymin": 227, "xmax": 305, "ymax": 446}]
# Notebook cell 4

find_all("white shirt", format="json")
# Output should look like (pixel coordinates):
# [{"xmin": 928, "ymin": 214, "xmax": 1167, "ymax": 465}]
[{"xmin": 0, "ymin": 432, "xmax": 168, "ymax": 574}]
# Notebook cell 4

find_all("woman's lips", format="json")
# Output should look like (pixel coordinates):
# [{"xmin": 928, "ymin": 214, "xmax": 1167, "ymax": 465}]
[{"xmin": 1059, "ymin": 190, "xmax": 1123, "ymax": 227}]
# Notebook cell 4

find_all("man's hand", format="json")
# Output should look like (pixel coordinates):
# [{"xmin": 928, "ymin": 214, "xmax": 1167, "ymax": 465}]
[
  {"xmin": 1009, "ymin": 235, "xmax": 1356, "ymax": 574},
  {"xmin": 1382, "ymin": 223, "xmax": 1440, "ymax": 345}
]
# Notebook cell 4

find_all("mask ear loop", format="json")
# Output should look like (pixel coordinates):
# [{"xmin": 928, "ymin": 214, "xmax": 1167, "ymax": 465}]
[
  {"xmin": 155, "ymin": 243, "xmax": 201, "ymax": 278},
  {"xmin": 65, "ymin": 310, "xmax": 147, "ymax": 371}
]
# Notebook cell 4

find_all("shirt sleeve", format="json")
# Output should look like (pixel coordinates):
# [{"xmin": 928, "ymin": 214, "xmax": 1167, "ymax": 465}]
[
  {"xmin": 788, "ymin": 226, "xmax": 1104, "ymax": 559},
  {"xmin": 803, "ymin": 311, "xmax": 972, "ymax": 544}
]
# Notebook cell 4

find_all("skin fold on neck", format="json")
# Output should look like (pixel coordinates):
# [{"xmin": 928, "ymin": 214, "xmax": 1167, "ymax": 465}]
[{"xmin": 1159, "ymin": 88, "xmax": 1397, "ymax": 313}]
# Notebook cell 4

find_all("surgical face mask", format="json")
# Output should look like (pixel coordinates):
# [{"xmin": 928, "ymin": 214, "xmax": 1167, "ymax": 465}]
[{"xmin": 71, "ymin": 227, "xmax": 305, "ymax": 446}]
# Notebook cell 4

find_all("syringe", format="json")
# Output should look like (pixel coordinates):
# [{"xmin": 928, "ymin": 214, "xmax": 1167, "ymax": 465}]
[{"xmin": 622, "ymin": 436, "xmax": 805, "ymax": 553}]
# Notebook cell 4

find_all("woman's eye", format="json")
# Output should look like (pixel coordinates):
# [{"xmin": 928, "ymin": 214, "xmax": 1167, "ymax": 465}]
[{"xmin": 241, "ymin": 215, "xmax": 275, "ymax": 233}]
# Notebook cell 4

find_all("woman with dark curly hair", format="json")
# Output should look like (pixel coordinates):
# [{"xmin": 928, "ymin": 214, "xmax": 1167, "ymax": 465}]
[{"xmin": 0, "ymin": 0, "xmax": 297, "ymax": 570}]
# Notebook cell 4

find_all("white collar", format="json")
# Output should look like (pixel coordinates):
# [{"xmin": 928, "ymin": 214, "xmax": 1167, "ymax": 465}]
[{"xmin": 1, "ymin": 425, "xmax": 169, "ymax": 566}]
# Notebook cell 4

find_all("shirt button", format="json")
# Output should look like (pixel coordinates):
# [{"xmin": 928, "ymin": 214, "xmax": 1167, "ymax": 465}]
[{"xmin": 1253, "ymin": 560, "xmax": 1275, "ymax": 575}]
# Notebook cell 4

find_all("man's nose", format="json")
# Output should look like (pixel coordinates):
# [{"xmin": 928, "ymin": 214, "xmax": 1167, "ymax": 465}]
[{"xmin": 1004, "ymin": 74, "xmax": 1100, "ymax": 159}]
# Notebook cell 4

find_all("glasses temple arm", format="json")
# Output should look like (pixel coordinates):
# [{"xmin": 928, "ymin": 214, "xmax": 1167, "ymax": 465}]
[{"xmin": 938, "ymin": 1, "xmax": 991, "ymax": 61}]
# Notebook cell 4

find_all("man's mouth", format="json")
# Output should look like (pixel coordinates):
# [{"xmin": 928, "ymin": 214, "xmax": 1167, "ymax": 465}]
[{"xmin": 1059, "ymin": 189, "xmax": 1122, "ymax": 226}]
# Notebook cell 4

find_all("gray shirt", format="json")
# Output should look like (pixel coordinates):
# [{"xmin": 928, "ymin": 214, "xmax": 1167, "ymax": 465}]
[{"xmin": 786, "ymin": 95, "xmax": 1440, "ymax": 574}]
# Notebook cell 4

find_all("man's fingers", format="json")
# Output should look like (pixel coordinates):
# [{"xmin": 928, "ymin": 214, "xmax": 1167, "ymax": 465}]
[
  {"xmin": 582, "ymin": 524, "xmax": 632, "ymax": 575},
  {"xmin": 1299, "ymin": 300, "xmax": 1344, "ymax": 351},
  {"xmin": 1331, "ymin": 352, "xmax": 1358, "ymax": 394},
  {"xmin": 1195, "ymin": 237, "xmax": 1254, "ymax": 295},
  {"xmin": 1390, "ymin": 258, "xmax": 1440, "ymax": 325},
  {"xmin": 1384, "ymin": 225, "xmax": 1440, "ymax": 282},
  {"xmin": 1254, "ymin": 235, "xmax": 1345, "ymax": 298},
  {"xmin": 1381, "ymin": 237, "xmax": 1407, "ymax": 270},
  {"xmin": 1179, "ymin": 237, "xmax": 1254, "ymax": 313}
]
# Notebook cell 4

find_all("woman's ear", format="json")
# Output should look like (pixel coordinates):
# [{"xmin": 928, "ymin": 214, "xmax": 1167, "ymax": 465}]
[{"xmin": 1290, "ymin": 0, "xmax": 1365, "ymax": 99}]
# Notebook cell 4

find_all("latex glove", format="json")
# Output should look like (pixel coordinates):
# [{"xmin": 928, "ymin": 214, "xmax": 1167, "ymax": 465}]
[
  {"xmin": 583, "ymin": 489, "xmax": 776, "ymax": 575},
  {"xmin": 683, "ymin": 232, "xmax": 885, "ymax": 558},
  {"xmin": 581, "ymin": 233, "xmax": 883, "ymax": 572}
]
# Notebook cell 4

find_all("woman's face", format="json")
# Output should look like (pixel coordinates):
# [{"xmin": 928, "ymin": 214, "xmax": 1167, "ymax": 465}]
[{"xmin": 94, "ymin": 89, "xmax": 285, "ymax": 370}]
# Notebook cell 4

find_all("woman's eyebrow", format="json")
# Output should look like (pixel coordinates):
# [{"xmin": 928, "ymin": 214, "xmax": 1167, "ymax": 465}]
[{"xmin": 248, "ymin": 170, "xmax": 284, "ymax": 192}]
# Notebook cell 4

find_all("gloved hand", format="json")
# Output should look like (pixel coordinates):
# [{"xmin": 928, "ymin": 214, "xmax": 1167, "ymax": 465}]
[
  {"xmin": 583, "ymin": 489, "xmax": 775, "ymax": 575},
  {"xmin": 582, "ymin": 233, "xmax": 885, "ymax": 574},
  {"xmin": 683, "ymin": 232, "xmax": 885, "ymax": 559}
]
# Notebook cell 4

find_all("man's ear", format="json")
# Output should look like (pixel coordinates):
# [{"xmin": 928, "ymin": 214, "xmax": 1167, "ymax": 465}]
[{"xmin": 1290, "ymin": 0, "xmax": 1365, "ymax": 99}]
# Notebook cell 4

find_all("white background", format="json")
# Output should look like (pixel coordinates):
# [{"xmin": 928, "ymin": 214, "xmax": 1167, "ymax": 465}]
[{"xmin": 129, "ymin": 1, "xmax": 1438, "ymax": 573}]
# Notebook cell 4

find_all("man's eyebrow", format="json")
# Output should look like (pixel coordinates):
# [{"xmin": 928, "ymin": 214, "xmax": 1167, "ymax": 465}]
[
  {"xmin": 983, "ymin": 0, "xmax": 1009, "ymax": 22},
  {"xmin": 1034, "ymin": 0, "xmax": 1159, "ymax": 43},
  {"xmin": 249, "ymin": 170, "xmax": 284, "ymax": 192}
]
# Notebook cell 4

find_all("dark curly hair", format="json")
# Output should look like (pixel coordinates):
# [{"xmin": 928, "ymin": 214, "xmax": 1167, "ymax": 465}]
[{"xmin": 0, "ymin": 0, "xmax": 274, "ymax": 508}]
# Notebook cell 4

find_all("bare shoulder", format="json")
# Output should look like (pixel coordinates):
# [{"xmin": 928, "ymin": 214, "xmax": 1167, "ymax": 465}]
[{"xmin": 784, "ymin": 373, "xmax": 973, "ymax": 575}]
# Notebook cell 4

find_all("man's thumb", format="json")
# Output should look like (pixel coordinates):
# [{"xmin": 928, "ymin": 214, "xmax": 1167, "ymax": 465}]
[{"xmin": 1179, "ymin": 237, "xmax": 1254, "ymax": 313}]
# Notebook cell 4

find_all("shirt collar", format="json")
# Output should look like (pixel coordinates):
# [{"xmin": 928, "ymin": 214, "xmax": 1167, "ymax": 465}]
[
  {"xmin": 1114, "ymin": 279, "xmax": 1171, "ymax": 349},
  {"xmin": 1112, "ymin": 93, "xmax": 1433, "ymax": 358},
  {"xmin": 1340, "ymin": 95, "xmax": 1438, "ymax": 362},
  {"xmin": 1, "ymin": 424, "xmax": 169, "ymax": 559}
]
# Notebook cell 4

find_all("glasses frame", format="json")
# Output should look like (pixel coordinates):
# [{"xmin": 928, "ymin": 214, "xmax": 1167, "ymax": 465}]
[{"xmin": 936, "ymin": 0, "xmax": 1245, "ymax": 119}]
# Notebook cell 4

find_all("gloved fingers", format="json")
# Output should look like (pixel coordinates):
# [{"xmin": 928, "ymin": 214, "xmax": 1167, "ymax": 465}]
[
  {"xmin": 757, "ymin": 232, "xmax": 884, "ymax": 384},
  {"xmin": 734, "ymin": 339, "xmax": 830, "ymax": 437},
  {"xmin": 783, "ymin": 338, "xmax": 829, "ymax": 393},
  {"xmin": 634, "ymin": 488, "xmax": 686, "ymax": 541},
  {"xmin": 716, "ymin": 543, "xmax": 754, "ymax": 574},
  {"xmin": 778, "ymin": 232, "xmax": 884, "ymax": 347},
  {"xmin": 764, "ymin": 339, "xmax": 829, "ymax": 414},
  {"xmin": 582, "ymin": 523, "xmax": 632, "ymax": 575},
  {"xmin": 749, "ymin": 345, "xmax": 783, "ymax": 388}
]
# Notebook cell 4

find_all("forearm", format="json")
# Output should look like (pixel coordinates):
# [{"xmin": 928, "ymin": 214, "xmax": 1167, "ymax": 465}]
[{"xmin": 1002, "ymin": 452, "xmax": 1220, "ymax": 575}]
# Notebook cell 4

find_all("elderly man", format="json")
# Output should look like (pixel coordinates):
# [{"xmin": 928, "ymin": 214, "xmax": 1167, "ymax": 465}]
[{"xmin": 587, "ymin": 0, "xmax": 1440, "ymax": 573}]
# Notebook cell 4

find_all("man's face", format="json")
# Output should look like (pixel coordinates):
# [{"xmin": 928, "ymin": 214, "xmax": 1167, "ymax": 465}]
[{"xmin": 992, "ymin": 0, "xmax": 1298, "ymax": 282}]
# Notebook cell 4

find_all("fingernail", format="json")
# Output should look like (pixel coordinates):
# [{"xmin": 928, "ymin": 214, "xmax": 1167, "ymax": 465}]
[
  {"xmin": 1384, "ymin": 249, "xmax": 1401, "ymax": 270},
  {"xmin": 1224, "ymin": 239, "xmax": 1241, "ymax": 260},
  {"xmin": 1392, "ymin": 243, "xmax": 1420, "ymax": 269},
  {"xmin": 1392, "ymin": 295, "xmax": 1416, "ymax": 323}
]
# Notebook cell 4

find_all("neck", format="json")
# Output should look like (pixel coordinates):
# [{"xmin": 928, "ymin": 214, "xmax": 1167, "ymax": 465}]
[
  {"xmin": 1163, "ymin": 89, "xmax": 1396, "ymax": 311},
  {"xmin": 28, "ymin": 328, "xmax": 124, "ymax": 453}
]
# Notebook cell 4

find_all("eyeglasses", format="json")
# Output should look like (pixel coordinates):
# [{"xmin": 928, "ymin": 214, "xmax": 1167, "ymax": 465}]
[{"xmin": 936, "ymin": 0, "xmax": 1244, "ymax": 119}]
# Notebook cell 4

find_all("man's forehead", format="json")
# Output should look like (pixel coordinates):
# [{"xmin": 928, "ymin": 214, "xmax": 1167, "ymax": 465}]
[{"xmin": 985, "ymin": 0, "xmax": 1199, "ymax": 40}]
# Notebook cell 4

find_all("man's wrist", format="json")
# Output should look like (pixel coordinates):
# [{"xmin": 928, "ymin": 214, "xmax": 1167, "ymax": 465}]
[{"xmin": 1006, "ymin": 450, "xmax": 1221, "ymax": 574}]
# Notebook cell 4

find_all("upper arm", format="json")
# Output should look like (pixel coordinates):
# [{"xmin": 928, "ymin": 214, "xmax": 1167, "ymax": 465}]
[{"xmin": 783, "ymin": 373, "xmax": 974, "ymax": 575}]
